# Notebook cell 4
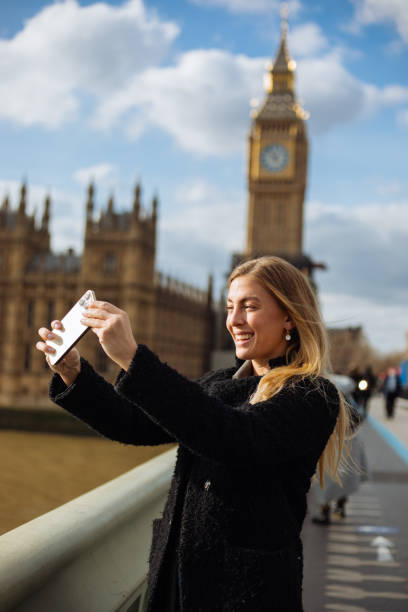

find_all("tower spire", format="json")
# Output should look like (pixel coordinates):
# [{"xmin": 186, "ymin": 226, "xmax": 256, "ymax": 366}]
[
  {"xmin": 266, "ymin": 4, "xmax": 295, "ymax": 94},
  {"xmin": 281, "ymin": 2, "xmax": 289, "ymax": 39},
  {"xmin": 18, "ymin": 182, "xmax": 27, "ymax": 216},
  {"xmin": 41, "ymin": 194, "xmax": 50, "ymax": 231},
  {"xmin": 86, "ymin": 182, "xmax": 94, "ymax": 221},
  {"xmin": 107, "ymin": 194, "xmax": 114, "ymax": 215},
  {"xmin": 152, "ymin": 193, "xmax": 158, "ymax": 223},
  {"xmin": 255, "ymin": 5, "xmax": 307, "ymax": 122},
  {"xmin": 132, "ymin": 182, "xmax": 141, "ymax": 226}
]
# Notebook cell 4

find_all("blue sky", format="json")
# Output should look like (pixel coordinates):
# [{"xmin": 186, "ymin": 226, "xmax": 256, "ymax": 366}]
[{"xmin": 1, "ymin": 0, "xmax": 407, "ymax": 354}]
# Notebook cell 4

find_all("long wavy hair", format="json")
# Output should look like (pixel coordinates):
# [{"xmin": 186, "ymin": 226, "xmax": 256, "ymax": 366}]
[{"xmin": 228, "ymin": 255, "xmax": 352, "ymax": 485}]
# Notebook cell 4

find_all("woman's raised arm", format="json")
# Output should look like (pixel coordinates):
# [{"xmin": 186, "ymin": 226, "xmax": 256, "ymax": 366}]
[
  {"xmin": 115, "ymin": 344, "xmax": 340, "ymax": 466},
  {"xmin": 36, "ymin": 323, "xmax": 174, "ymax": 446}
]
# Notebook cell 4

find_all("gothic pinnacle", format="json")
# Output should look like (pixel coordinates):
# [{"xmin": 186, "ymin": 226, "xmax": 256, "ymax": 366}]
[
  {"xmin": 18, "ymin": 182, "xmax": 27, "ymax": 215},
  {"xmin": 107, "ymin": 194, "xmax": 114, "ymax": 214},
  {"xmin": 86, "ymin": 182, "xmax": 94, "ymax": 218},
  {"xmin": 152, "ymin": 194, "xmax": 158, "ymax": 221},
  {"xmin": 42, "ymin": 194, "xmax": 50, "ymax": 231},
  {"xmin": 134, "ymin": 182, "xmax": 141, "ymax": 210}
]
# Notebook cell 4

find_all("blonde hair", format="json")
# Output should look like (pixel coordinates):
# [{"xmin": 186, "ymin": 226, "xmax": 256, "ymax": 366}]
[{"xmin": 228, "ymin": 256, "xmax": 352, "ymax": 485}]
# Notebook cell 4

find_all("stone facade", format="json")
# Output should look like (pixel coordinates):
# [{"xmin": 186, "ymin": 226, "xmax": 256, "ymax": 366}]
[{"xmin": 0, "ymin": 183, "xmax": 214, "ymax": 408}]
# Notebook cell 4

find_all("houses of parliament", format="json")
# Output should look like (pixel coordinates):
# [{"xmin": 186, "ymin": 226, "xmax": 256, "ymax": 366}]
[{"xmin": 0, "ymin": 21, "xmax": 317, "ymax": 411}]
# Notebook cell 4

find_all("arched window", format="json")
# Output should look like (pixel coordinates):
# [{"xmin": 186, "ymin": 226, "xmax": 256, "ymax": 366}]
[{"xmin": 104, "ymin": 252, "xmax": 117, "ymax": 274}]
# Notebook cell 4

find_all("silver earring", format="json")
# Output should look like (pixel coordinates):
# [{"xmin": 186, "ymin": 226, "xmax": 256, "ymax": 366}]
[{"xmin": 285, "ymin": 330, "xmax": 292, "ymax": 342}]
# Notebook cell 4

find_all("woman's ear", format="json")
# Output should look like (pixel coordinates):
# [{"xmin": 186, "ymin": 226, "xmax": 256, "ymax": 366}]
[{"xmin": 284, "ymin": 317, "xmax": 295, "ymax": 330}]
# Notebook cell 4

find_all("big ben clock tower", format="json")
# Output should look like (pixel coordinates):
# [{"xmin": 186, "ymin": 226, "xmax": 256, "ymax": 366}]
[{"xmin": 246, "ymin": 14, "xmax": 309, "ymax": 260}]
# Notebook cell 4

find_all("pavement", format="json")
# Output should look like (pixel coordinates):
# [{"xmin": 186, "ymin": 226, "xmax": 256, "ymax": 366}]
[{"xmin": 302, "ymin": 394, "xmax": 408, "ymax": 612}]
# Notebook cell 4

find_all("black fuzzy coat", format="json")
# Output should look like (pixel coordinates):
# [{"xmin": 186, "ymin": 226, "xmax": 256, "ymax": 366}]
[{"xmin": 50, "ymin": 345, "xmax": 340, "ymax": 612}]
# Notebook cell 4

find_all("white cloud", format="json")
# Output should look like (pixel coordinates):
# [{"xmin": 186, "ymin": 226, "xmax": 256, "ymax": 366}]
[
  {"xmin": 158, "ymin": 188, "xmax": 408, "ymax": 352},
  {"xmin": 0, "ymin": 0, "xmax": 179, "ymax": 127},
  {"xmin": 289, "ymin": 22, "xmax": 328, "ymax": 57},
  {"xmin": 73, "ymin": 163, "xmax": 117, "ymax": 188},
  {"xmin": 297, "ymin": 52, "xmax": 366, "ymax": 131},
  {"xmin": 320, "ymin": 291, "xmax": 407, "ymax": 354},
  {"xmin": 95, "ymin": 39, "xmax": 408, "ymax": 151},
  {"xmin": 307, "ymin": 199, "xmax": 408, "ymax": 253},
  {"xmin": 397, "ymin": 107, "xmax": 408, "ymax": 127},
  {"xmin": 305, "ymin": 198, "xmax": 408, "ymax": 351},
  {"xmin": 189, "ymin": 0, "xmax": 301, "ymax": 15},
  {"xmin": 375, "ymin": 181, "xmax": 403, "ymax": 197},
  {"xmin": 351, "ymin": 0, "xmax": 408, "ymax": 43},
  {"xmin": 296, "ymin": 52, "xmax": 408, "ymax": 132},
  {"xmin": 165, "ymin": 179, "xmax": 245, "ymax": 251},
  {"xmin": 1, "ymin": 1, "xmax": 407, "ymax": 155},
  {"xmin": 94, "ymin": 49, "xmax": 265, "ymax": 155},
  {"xmin": 157, "ymin": 179, "xmax": 245, "ymax": 289}
]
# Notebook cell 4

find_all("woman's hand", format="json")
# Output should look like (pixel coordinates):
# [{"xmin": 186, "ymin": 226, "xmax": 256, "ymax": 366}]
[
  {"xmin": 80, "ymin": 301, "xmax": 138, "ymax": 371},
  {"xmin": 36, "ymin": 321, "xmax": 81, "ymax": 387}
]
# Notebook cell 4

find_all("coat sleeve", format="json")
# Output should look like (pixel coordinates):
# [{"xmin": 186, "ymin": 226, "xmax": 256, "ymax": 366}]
[
  {"xmin": 115, "ymin": 344, "xmax": 340, "ymax": 466},
  {"xmin": 49, "ymin": 357, "xmax": 175, "ymax": 445}
]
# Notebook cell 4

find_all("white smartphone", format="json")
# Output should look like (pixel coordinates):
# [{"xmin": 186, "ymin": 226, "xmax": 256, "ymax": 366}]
[{"xmin": 46, "ymin": 290, "xmax": 96, "ymax": 366}]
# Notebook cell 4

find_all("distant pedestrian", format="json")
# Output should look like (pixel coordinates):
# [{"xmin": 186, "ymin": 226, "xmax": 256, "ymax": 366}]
[
  {"xmin": 382, "ymin": 367, "xmax": 401, "ymax": 419},
  {"xmin": 311, "ymin": 426, "xmax": 369, "ymax": 524}
]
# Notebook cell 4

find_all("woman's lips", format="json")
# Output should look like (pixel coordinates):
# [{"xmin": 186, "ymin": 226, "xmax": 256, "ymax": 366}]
[{"xmin": 234, "ymin": 333, "xmax": 253, "ymax": 345}]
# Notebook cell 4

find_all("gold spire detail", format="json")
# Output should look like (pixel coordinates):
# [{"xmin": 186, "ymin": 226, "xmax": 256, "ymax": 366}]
[
  {"xmin": 256, "ymin": 4, "xmax": 308, "ymax": 121},
  {"xmin": 272, "ymin": 4, "xmax": 293, "ymax": 74},
  {"xmin": 266, "ymin": 6, "xmax": 295, "ymax": 94}
]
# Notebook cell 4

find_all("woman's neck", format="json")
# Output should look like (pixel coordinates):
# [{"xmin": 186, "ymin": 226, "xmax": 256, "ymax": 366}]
[{"xmin": 251, "ymin": 359, "xmax": 271, "ymax": 376}]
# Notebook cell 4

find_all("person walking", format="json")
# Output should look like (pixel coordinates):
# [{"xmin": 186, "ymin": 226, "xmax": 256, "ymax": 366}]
[
  {"xmin": 36, "ymin": 256, "xmax": 352, "ymax": 612},
  {"xmin": 311, "ymin": 414, "xmax": 369, "ymax": 524},
  {"xmin": 382, "ymin": 367, "xmax": 401, "ymax": 419}
]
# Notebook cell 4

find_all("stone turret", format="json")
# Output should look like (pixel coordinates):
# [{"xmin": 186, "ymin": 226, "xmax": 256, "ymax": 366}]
[
  {"xmin": 0, "ymin": 183, "xmax": 50, "ymax": 278},
  {"xmin": 82, "ymin": 182, "xmax": 156, "ymax": 288}
]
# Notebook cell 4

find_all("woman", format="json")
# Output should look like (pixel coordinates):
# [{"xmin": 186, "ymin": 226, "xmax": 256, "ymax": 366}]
[{"xmin": 36, "ymin": 256, "xmax": 351, "ymax": 612}]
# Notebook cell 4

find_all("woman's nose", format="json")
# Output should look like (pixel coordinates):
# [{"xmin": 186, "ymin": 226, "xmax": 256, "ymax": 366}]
[{"xmin": 229, "ymin": 307, "xmax": 244, "ymax": 326}]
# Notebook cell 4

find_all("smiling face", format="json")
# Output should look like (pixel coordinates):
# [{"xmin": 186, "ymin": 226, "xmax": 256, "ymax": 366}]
[{"xmin": 226, "ymin": 275, "xmax": 293, "ymax": 375}]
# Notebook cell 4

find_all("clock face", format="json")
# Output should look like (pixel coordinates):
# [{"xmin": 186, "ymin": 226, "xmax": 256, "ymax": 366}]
[{"xmin": 260, "ymin": 144, "xmax": 289, "ymax": 173}]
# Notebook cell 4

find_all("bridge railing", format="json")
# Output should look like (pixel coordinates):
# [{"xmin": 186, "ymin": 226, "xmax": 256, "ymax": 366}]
[{"xmin": 0, "ymin": 447, "xmax": 177, "ymax": 612}]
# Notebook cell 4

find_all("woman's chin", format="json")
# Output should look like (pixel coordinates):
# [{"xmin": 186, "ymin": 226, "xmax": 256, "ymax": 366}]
[{"xmin": 235, "ymin": 346, "xmax": 251, "ymax": 360}]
